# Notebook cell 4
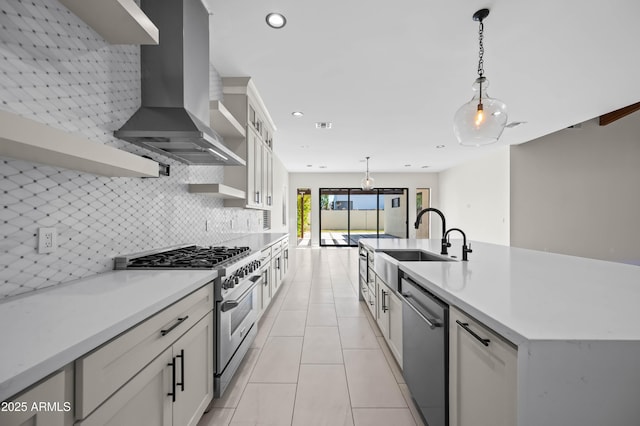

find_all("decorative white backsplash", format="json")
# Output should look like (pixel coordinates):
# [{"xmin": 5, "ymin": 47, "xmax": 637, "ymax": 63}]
[{"xmin": 0, "ymin": 0, "xmax": 260, "ymax": 299}]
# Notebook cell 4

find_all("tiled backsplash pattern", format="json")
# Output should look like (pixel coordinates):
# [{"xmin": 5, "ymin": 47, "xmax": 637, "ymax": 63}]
[{"xmin": 0, "ymin": 0, "xmax": 260, "ymax": 299}]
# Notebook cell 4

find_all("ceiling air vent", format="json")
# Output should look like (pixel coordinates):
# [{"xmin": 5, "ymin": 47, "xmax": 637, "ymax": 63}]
[{"xmin": 315, "ymin": 122, "xmax": 333, "ymax": 129}]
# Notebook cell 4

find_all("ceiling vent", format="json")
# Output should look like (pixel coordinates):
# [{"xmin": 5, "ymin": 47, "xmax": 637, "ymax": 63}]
[{"xmin": 315, "ymin": 122, "xmax": 333, "ymax": 129}]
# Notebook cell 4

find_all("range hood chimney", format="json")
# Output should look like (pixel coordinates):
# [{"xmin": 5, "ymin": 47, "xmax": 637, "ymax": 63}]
[{"xmin": 114, "ymin": 0, "xmax": 244, "ymax": 166}]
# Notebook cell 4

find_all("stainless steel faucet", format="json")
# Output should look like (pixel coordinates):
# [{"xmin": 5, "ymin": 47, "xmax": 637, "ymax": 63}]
[{"xmin": 414, "ymin": 207, "xmax": 448, "ymax": 255}]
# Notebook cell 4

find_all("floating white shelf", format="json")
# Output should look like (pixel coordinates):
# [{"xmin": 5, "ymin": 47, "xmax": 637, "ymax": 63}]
[
  {"xmin": 59, "ymin": 0, "xmax": 159, "ymax": 45},
  {"xmin": 210, "ymin": 101, "xmax": 245, "ymax": 139},
  {"xmin": 0, "ymin": 110, "xmax": 159, "ymax": 178},
  {"xmin": 188, "ymin": 184, "xmax": 246, "ymax": 199}
]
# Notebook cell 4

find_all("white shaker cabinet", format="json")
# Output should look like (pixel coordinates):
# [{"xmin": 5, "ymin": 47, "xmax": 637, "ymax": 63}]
[
  {"xmin": 220, "ymin": 77, "xmax": 276, "ymax": 210},
  {"xmin": 78, "ymin": 312, "xmax": 213, "ymax": 426},
  {"xmin": 0, "ymin": 368, "xmax": 73, "ymax": 426},
  {"xmin": 449, "ymin": 307, "xmax": 517, "ymax": 426},
  {"xmin": 375, "ymin": 276, "xmax": 403, "ymax": 367}
]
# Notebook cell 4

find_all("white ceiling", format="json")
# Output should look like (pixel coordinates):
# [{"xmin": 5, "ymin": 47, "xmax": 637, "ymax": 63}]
[{"xmin": 205, "ymin": 0, "xmax": 640, "ymax": 173}]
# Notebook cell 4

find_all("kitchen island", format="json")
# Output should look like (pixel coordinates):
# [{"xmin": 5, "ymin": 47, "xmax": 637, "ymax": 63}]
[{"xmin": 359, "ymin": 238, "xmax": 640, "ymax": 426}]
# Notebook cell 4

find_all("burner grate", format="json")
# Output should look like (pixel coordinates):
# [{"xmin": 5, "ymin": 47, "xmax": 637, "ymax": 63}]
[{"xmin": 126, "ymin": 246, "xmax": 251, "ymax": 269}]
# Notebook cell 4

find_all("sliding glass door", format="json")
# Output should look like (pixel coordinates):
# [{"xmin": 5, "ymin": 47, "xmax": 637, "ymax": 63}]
[{"xmin": 319, "ymin": 188, "xmax": 408, "ymax": 247}]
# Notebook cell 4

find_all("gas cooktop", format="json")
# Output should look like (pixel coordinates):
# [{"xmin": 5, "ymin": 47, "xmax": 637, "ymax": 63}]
[{"xmin": 115, "ymin": 245, "xmax": 252, "ymax": 269}]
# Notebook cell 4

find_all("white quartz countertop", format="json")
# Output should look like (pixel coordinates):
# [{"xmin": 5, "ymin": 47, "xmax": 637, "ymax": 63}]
[
  {"xmin": 0, "ymin": 269, "xmax": 216, "ymax": 402},
  {"xmin": 223, "ymin": 233, "xmax": 289, "ymax": 252},
  {"xmin": 360, "ymin": 238, "xmax": 640, "ymax": 345}
]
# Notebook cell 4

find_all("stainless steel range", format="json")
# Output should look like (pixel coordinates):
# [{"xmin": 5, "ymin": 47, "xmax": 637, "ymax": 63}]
[{"xmin": 115, "ymin": 244, "xmax": 262, "ymax": 397}]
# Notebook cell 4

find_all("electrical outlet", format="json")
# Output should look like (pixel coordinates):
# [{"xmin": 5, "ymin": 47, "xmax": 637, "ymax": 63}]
[{"xmin": 38, "ymin": 227, "xmax": 57, "ymax": 254}]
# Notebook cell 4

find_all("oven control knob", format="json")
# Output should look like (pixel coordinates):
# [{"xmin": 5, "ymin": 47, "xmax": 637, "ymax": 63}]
[
  {"xmin": 234, "ymin": 276, "xmax": 240, "ymax": 285},
  {"xmin": 238, "ymin": 269, "xmax": 245, "ymax": 278}
]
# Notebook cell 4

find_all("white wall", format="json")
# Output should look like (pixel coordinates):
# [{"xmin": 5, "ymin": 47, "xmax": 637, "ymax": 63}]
[
  {"xmin": 510, "ymin": 117, "xmax": 640, "ymax": 265},
  {"xmin": 438, "ymin": 147, "xmax": 510, "ymax": 245},
  {"xmin": 288, "ymin": 173, "xmax": 439, "ymax": 246},
  {"xmin": 384, "ymin": 193, "xmax": 407, "ymax": 238}
]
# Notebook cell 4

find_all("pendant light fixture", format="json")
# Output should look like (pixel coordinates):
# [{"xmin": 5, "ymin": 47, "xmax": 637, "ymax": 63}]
[
  {"xmin": 453, "ymin": 9, "xmax": 508, "ymax": 146},
  {"xmin": 361, "ymin": 156, "xmax": 375, "ymax": 190}
]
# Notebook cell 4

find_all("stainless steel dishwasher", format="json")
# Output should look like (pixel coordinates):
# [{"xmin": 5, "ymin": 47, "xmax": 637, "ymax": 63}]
[{"xmin": 401, "ymin": 274, "xmax": 449, "ymax": 426}]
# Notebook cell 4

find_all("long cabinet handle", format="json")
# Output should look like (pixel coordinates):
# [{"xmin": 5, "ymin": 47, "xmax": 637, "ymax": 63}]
[
  {"xmin": 456, "ymin": 320, "xmax": 490, "ymax": 347},
  {"xmin": 161, "ymin": 316, "xmax": 189, "ymax": 337},
  {"xmin": 167, "ymin": 357, "xmax": 176, "ymax": 402},
  {"xmin": 402, "ymin": 293, "xmax": 440, "ymax": 329},
  {"xmin": 176, "ymin": 349, "xmax": 185, "ymax": 392},
  {"xmin": 381, "ymin": 289, "xmax": 388, "ymax": 313}
]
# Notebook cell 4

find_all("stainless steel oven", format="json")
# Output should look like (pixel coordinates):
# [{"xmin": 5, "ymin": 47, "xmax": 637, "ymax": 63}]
[
  {"xmin": 215, "ymin": 272, "xmax": 261, "ymax": 396},
  {"xmin": 114, "ymin": 244, "xmax": 264, "ymax": 399}
]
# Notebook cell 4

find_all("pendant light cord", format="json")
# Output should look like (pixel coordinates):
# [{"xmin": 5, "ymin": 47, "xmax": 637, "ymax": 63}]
[
  {"xmin": 477, "ymin": 19, "xmax": 485, "ymax": 102},
  {"xmin": 365, "ymin": 156, "xmax": 370, "ymax": 179}
]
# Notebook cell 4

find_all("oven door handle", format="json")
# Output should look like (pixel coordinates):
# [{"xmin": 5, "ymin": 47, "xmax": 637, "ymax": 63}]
[{"xmin": 220, "ymin": 276, "xmax": 261, "ymax": 312}]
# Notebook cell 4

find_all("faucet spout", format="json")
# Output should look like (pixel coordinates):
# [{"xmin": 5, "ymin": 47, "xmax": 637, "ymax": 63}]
[
  {"xmin": 444, "ymin": 227, "xmax": 473, "ymax": 261},
  {"xmin": 415, "ymin": 207, "xmax": 448, "ymax": 255}
]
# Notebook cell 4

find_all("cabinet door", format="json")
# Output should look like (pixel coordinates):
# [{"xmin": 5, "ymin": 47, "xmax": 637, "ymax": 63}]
[
  {"xmin": 271, "ymin": 255, "xmax": 280, "ymax": 294},
  {"xmin": 78, "ymin": 349, "xmax": 172, "ymax": 426},
  {"xmin": 387, "ymin": 290, "xmax": 403, "ymax": 368},
  {"xmin": 0, "ymin": 370, "xmax": 70, "ymax": 426},
  {"xmin": 253, "ymin": 137, "xmax": 264, "ymax": 207},
  {"xmin": 376, "ymin": 277, "xmax": 390, "ymax": 338},
  {"xmin": 172, "ymin": 312, "xmax": 214, "ymax": 426},
  {"xmin": 263, "ymin": 148, "xmax": 273, "ymax": 207},
  {"xmin": 449, "ymin": 307, "xmax": 517, "ymax": 426},
  {"xmin": 246, "ymin": 130, "xmax": 257, "ymax": 207},
  {"xmin": 261, "ymin": 265, "xmax": 272, "ymax": 311}
]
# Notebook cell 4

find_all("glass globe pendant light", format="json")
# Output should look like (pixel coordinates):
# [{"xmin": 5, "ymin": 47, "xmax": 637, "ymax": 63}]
[
  {"xmin": 453, "ymin": 9, "xmax": 508, "ymax": 146},
  {"xmin": 361, "ymin": 156, "xmax": 375, "ymax": 190}
]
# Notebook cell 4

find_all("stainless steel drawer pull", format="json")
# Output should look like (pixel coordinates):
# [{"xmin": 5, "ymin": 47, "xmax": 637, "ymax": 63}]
[
  {"xmin": 456, "ymin": 320, "xmax": 490, "ymax": 347},
  {"xmin": 161, "ymin": 315, "xmax": 189, "ymax": 336},
  {"xmin": 402, "ymin": 293, "xmax": 440, "ymax": 329},
  {"xmin": 381, "ymin": 290, "xmax": 388, "ymax": 313}
]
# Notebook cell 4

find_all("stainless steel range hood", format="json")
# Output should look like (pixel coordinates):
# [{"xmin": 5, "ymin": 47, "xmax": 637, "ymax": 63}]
[{"xmin": 115, "ymin": 0, "xmax": 244, "ymax": 166}]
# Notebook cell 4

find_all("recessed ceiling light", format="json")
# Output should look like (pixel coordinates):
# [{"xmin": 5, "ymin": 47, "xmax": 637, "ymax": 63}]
[
  {"xmin": 292, "ymin": 111, "xmax": 304, "ymax": 117},
  {"xmin": 319, "ymin": 165, "xmax": 327, "ymax": 169},
  {"xmin": 266, "ymin": 13, "xmax": 287, "ymax": 29},
  {"xmin": 315, "ymin": 122, "xmax": 332, "ymax": 129},
  {"xmin": 436, "ymin": 144, "xmax": 446, "ymax": 149},
  {"xmin": 306, "ymin": 164, "xmax": 312, "ymax": 167},
  {"xmin": 299, "ymin": 145, "xmax": 309, "ymax": 149},
  {"xmin": 421, "ymin": 165, "xmax": 430, "ymax": 169},
  {"xmin": 404, "ymin": 164, "xmax": 411, "ymax": 167}
]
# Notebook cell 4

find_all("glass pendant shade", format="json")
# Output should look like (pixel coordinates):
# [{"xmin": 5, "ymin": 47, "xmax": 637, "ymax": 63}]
[
  {"xmin": 361, "ymin": 156, "xmax": 375, "ymax": 190},
  {"xmin": 361, "ymin": 175, "xmax": 375, "ymax": 190},
  {"xmin": 453, "ymin": 81, "xmax": 508, "ymax": 147}
]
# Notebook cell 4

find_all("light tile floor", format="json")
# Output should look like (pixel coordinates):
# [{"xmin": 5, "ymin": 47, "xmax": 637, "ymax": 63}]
[{"xmin": 198, "ymin": 247, "xmax": 425, "ymax": 426}]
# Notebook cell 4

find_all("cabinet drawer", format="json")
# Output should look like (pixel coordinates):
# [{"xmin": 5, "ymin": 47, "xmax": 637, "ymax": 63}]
[
  {"xmin": 271, "ymin": 241, "xmax": 283, "ymax": 255},
  {"xmin": 75, "ymin": 284, "xmax": 213, "ymax": 419}
]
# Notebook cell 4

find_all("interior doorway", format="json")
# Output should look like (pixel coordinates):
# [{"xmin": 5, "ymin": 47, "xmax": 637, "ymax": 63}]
[
  {"xmin": 296, "ymin": 188, "xmax": 311, "ymax": 247},
  {"xmin": 416, "ymin": 188, "xmax": 431, "ymax": 238}
]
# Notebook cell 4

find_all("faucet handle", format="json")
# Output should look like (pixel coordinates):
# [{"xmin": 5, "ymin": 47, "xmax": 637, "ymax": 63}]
[{"xmin": 465, "ymin": 243, "xmax": 473, "ymax": 253}]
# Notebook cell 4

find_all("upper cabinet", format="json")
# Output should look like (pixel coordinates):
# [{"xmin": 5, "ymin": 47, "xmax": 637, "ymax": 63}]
[
  {"xmin": 59, "ymin": 0, "xmax": 159, "ymax": 45},
  {"xmin": 0, "ymin": 110, "xmax": 159, "ymax": 178},
  {"xmin": 216, "ymin": 77, "xmax": 276, "ymax": 210}
]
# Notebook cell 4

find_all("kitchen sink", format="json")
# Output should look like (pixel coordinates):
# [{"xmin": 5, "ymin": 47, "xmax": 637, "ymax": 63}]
[
  {"xmin": 379, "ymin": 249, "xmax": 455, "ymax": 262},
  {"xmin": 374, "ymin": 249, "xmax": 455, "ymax": 292}
]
